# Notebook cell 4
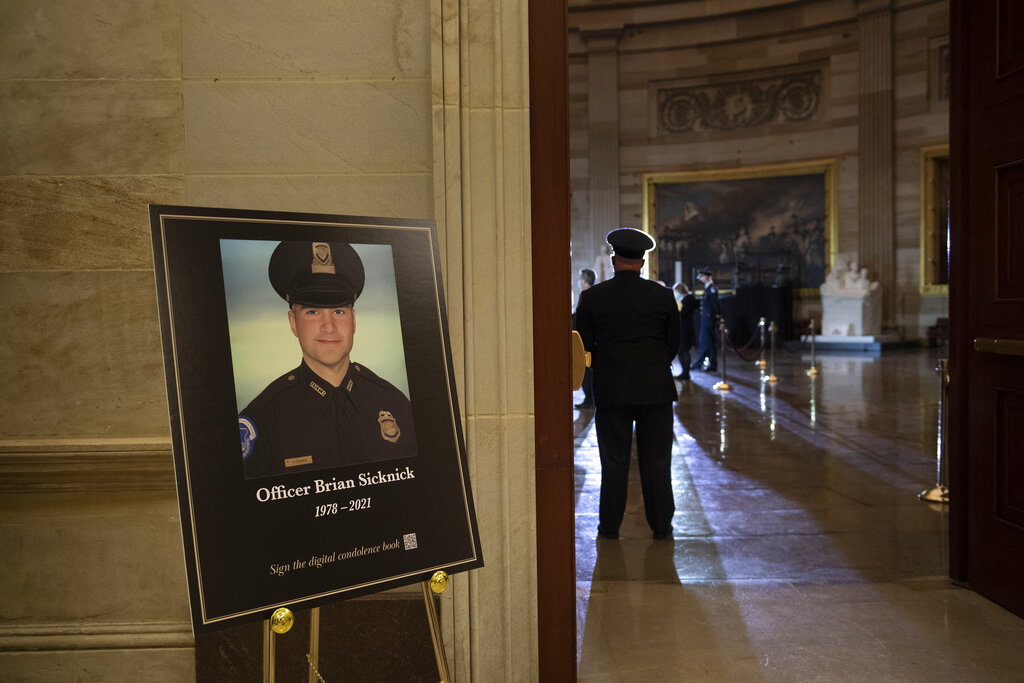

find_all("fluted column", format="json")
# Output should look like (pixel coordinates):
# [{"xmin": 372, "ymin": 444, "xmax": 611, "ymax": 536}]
[
  {"xmin": 582, "ymin": 28, "xmax": 623, "ymax": 269},
  {"xmin": 857, "ymin": 1, "xmax": 896, "ymax": 326},
  {"xmin": 432, "ymin": 0, "xmax": 537, "ymax": 679}
]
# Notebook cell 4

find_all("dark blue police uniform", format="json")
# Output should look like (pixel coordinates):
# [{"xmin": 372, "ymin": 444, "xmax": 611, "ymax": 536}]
[
  {"xmin": 238, "ymin": 239, "xmax": 417, "ymax": 479},
  {"xmin": 574, "ymin": 228, "xmax": 679, "ymax": 540},
  {"xmin": 240, "ymin": 360, "xmax": 416, "ymax": 477},
  {"xmin": 692, "ymin": 274, "xmax": 721, "ymax": 371}
]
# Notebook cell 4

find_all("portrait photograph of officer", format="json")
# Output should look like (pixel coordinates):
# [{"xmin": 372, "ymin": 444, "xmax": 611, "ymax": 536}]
[{"xmin": 221, "ymin": 238, "xmax": 418, "ymax": 479}]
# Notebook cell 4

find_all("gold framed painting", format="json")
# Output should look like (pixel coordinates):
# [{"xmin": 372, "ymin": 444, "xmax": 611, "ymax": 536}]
[
  {"xmin": 643, "ymin": 159, "xmax": 837, "ymax": 295},
  {"xmin": 920, "ymin": 144, "xmax": 950, "ymax": 295}
]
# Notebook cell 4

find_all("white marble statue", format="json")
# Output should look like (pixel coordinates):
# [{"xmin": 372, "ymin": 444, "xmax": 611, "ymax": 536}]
[{"xmin": 820, "ymin": 259, "xmax": 882, "ymax": 335}]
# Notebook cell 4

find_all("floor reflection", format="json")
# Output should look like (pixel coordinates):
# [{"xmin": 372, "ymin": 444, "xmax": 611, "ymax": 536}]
[{"xmin": 574, "ymin": 346, "xmax": 1024, "ymax": 681}]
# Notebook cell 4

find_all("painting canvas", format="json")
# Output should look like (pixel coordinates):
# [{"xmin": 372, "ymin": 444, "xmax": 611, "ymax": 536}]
[{"xmin": 644, "ymin": 161, "xmax": 836, "ymax": 291}]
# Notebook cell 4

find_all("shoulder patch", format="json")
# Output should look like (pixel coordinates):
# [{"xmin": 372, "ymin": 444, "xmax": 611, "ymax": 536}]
[{"xmin": 239, "ymin": 416, "xmax": 257, "ymax": 460}]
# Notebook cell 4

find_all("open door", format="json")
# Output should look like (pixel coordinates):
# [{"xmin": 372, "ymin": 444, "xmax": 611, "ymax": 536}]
[
  {"xmin": 949, "ymin": 0, "xmax": 1024, "ymax": 617},
  {"xmin": 529, "ymin": 0, "xmax": 576, "ymax": 680}
]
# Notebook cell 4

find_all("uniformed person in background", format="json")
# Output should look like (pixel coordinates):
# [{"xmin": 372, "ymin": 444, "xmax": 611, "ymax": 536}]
[
  {"xmin": 574, "ymin": 228, "xmax": 680, "ymax": 540},
  {"xmin": 691, "ymin": 267, "xmax": 721, "ymax": 372},
  {"xmin": 239, "ymin": 240, "xmax": 417, "ymax": 478}
]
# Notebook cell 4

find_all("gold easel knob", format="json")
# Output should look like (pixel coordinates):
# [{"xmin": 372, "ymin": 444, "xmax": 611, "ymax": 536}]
[
  {"xmin": 429, "ymin": 571, "xmax": 450, "ymax": 594},
  {"xmin": 270, "ymin": 607, "xmax": 294, "ymax": 634}
]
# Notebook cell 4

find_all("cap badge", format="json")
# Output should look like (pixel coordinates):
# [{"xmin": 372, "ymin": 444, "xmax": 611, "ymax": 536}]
[
  {"xmin": 311, "ymin": 242, "xmax": 336, "ymax": 274},
  {"xmin": 378, "ymin": 410, "xmax": 401, "ymax": 443}
]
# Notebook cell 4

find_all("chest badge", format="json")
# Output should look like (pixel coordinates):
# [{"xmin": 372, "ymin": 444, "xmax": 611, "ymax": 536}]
[{"xmin": 378, "ymin": 410, "xmax": 401, "ymax": 443}]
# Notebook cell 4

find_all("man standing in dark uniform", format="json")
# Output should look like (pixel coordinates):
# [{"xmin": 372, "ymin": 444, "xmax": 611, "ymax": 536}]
[
  {"xmin": 239, "ymin": 240, "xmax": 417, "ymax": 479},
  {"xmin": 574, "ymin": 228, "xmax": 680, "ymax": 540},
  {"xmin": 673, "ymin": 282, "xmax": 700, "ymax": 381},
  {"xmin": 691, "ymin": 267, "xmax": 721, "ymax": 372},
  {"xmin": 574, "ymin": 267, "xmax": 596, "ymax": 409}
]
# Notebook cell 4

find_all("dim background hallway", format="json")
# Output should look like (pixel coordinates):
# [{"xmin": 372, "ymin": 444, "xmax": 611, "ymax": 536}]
[{"xmin": 573, "ymin": 346, "xmax": 1024, "ymax": 681}]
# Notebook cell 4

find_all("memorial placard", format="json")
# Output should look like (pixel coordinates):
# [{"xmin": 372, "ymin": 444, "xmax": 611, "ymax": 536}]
[{"xmin": 150, "ymin": 205, "xmax": 483, "ymax": 633}]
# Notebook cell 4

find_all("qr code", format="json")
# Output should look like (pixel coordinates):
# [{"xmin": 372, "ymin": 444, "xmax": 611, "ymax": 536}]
[{"xmin": 403, "ymin": 533, "xmax": 418, "ymax": 550}]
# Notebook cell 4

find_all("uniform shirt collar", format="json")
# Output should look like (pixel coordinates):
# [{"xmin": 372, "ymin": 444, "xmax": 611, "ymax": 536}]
[
  {"xmin": 297, "ymin": 361, "xmax": 367, "ymax": 412},
  {"xmin": 613, "ymin": 270, "xmax": 642, "ymax": 280},
  {"xmin": 297, "ymin": 361, "xmax": 339, "ymax": 415}
]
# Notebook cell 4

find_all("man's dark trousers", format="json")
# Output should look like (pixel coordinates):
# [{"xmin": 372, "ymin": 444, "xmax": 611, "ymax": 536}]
[{"xmin": 595, "ymin": 403, "xmax": 674, "ymax": 537}]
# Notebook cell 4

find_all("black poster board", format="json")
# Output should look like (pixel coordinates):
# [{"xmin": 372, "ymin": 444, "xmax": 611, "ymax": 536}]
[{"xmin": 150, "ymin": 205, "xmax": 483, "ymax": 633}]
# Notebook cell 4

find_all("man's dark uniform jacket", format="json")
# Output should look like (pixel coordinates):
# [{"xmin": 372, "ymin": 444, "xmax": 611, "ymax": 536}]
[
  {"xmin": 240, "ymin": 360, "xmax": 416, "ymax": 478},
  {"xmin": 699, "ymin": 283, "xmax": 721, "ymax": 328},
  {"xmin": 574, "ymin": 270, "xmax": 680, "ymax": 407},
  {"xmin": 679, "ymin": 293, "xmax": 700, "ymax": 351}
]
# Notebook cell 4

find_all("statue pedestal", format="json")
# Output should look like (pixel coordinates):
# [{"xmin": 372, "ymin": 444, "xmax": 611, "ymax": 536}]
[
  {"xmin": 809, "ymin": 333, "xmax": 903, "ymax": 353},
  {"xmin": 821, "ymin": 288, "xmax": 882, "ymax": 336}
]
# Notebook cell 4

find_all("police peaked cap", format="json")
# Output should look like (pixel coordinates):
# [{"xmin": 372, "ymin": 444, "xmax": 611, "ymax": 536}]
[
  {"xmin": 606, "ymin": 227, "xmax": 655, "ymax": 259},
  {"xmin": 269, "ymin": 240, "xmax": 365, "ymax": 308}
]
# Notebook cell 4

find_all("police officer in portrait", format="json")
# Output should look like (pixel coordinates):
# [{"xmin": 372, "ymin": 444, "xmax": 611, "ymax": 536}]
[
  {"xmin": 239, "ymin": 240, "xmax": 417, "ymax": 479},
  {"xmin": 574, "ymin": 228, "xmax": 680, "ymax": 540}
]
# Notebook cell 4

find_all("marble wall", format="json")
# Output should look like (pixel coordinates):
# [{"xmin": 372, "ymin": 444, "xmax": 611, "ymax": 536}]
[
  {"xmin": 568, "ymin": 0, "xmax": 949, "ymax": 339},
  {"xmin": 1, "ymin": 0, "xmax": 537, "ymax": 679}
]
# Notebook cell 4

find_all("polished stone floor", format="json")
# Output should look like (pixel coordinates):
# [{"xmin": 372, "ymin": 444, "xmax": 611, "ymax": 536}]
[{"xmin": 573, "ymin": 346, "xmax": 1024, "ymax": 682}]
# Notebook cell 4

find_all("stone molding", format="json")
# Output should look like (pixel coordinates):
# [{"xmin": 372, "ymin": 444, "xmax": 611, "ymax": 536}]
[
  {"xmin": 0, "ymin": 621, "xmax": 193, "ymax": 652},
  {"xmin": 579, "ymin": 26, "xmax": 623, "ymax": 53},
  {"xmin": 656, "ymin": 69, "xmax": 822, "ymax": 134},
  {"xmin": 0, "ymin": 439, "xmax": 173, "ymax": 491}
]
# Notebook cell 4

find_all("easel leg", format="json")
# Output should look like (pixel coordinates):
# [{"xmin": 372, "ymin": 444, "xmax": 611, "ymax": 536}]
[
  {"xmin": 422, "ymin": 581, "xmax": 451, "ymax": 683},
  {"xmin": 308, "ymin": 607, "xmax": 323, "ymax": 683},
  {"xmin": 263, "ymin": 619, "xmax": 275, "ymax": 683}
]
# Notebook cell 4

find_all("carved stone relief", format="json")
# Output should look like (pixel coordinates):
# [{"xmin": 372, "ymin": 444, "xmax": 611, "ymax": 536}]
[{"xmin": 657, "ymin": 70, "xmax": 821, "ymax": 134}]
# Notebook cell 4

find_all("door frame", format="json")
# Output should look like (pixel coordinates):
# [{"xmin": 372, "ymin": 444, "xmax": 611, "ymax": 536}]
[
  {"xmin": 529, "ymin": 0, "xmax": 577, "ymax": 679},
  {"xmin": 947, "ymin": 0, "xmax": 969, "ymax": 585}
]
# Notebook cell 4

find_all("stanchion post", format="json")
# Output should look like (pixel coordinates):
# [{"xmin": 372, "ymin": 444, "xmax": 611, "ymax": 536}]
[
  {"xmin": 919, "ymin": 358, "xmax": 950, "ymax": 503},
  {"xmin": 766, "ymin": 321, "xmax": 779, "ymax": 384},
  {"xmin": 756, "ymin": 317, "xmax": 767, "ymax": 369},
  {"xmin": 806, "ymin": 318, "xmax": 819, "ymax": 377},
  {"xmin": 714, "ymin": 318, "xmax": 732, "ymax": 392}
]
